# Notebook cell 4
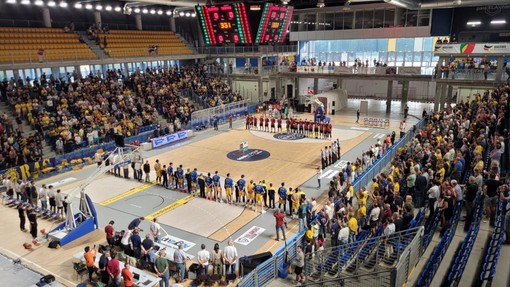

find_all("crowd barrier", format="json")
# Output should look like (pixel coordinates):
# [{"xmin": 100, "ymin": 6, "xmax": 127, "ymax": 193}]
[
  {"xmin": 0, "ymin": 124, "xmax": 158, "ymax": 181},
  {"xmin": 189, "ymin": 99, "xmax": 253, "ymax": 131},
  {"xmin": 237, "ymin": 117, "xmax": 427, "ymax": 287}
]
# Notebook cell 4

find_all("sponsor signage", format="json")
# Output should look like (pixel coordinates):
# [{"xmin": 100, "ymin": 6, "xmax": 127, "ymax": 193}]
[
  {"xmin": 159, "ymin": 234, "xmax": 196, "ymax": 251},
  {"xmin": 273, "ymin": 132, "xmax": 305, "ymax": 141},
  {"xmin": 227, "ymin": 149, "xmax": 271, "ymax": 162},
  {"xmin": 234, "ymin": 226, "xmax": 266, "ymax": 246},
  {"xmin": 434, "ymin": 42, "xmax": 510, "ymax": 55},
  {"xmin": 152, "ymin": 130, "xmax": 188, "ymax": 148}
]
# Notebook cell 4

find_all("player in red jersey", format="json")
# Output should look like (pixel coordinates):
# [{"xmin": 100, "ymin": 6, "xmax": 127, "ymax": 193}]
[
  {"xmin": 246, "ymin": 115, "xmax": 251, "ymax": 130},
  {"xmin": 270, "ymin": 117, "xmax": 276, "ymax": 133},
  {"xmin": 277, "ymin": 118, "xmax": 282, "ymax": 132},
  {"xmin": 259, "ymin": 115, "xmax": 264, "ymax": 131},
  {"xmin": 326, "ymin": 122, "xmax": 332, "ymax": 139},
  {"xmin": 253, "ymin": 116, "xmax": 258, "ymax": 130},
  {"xmin": 320, "ymin": 122, "xmax": 326, "ymax": 139},
  {"xmin": 264, "ymin": 117, "xmax": 270, "ymax": 132}
]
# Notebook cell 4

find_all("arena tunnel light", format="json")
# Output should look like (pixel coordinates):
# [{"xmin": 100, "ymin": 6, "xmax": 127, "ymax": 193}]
[
  {"xmin": 185, "ymin": 12, "xmax": 190, "ymax": 17},
  {"xmin": 490, "ymin": 19, "xmax": 506, "ymax": 25},
  {"xmin": 96, "ymin": 4, "xmax": 102, "ymax": 10},
  {"xmin": 114, "ymin": 6, "xmax": 121, "ymax": 12},
  {"xmin": 21, "ymin": 0, "xmax": 30, "ymax": 5},
  {"xmin": 179, "ymin": 11, "xmax": 184, "ymax": 17},
  {"xmin": 6, "ymin": 0, "xmax": 17, "ymax": 3},
  {"xmin": 35, "ymin": 0, "xmax": 43, "ymax": 5},
  {"xmin": 59, "ymin": 1, "xmax": 67, "ymax": 7},
  {"xmin": 150, "ymin": 9, "xmax": 156, "ymax": 14},
  {"xmin": 47, "ymin": 0, "xmax": 56, "ymax": 7},
  {"xmin": 134, "ymin": 8, "xmax": 140, "ymax": 13},
  {"xmin": 166, "ymin": 10, "xmax": 172, "ymax": 16},
  {"xmin": 142, "ymin": 8, "xmax": 148, "ymax": 14},
  {"xmin": 105, "ymin": 5, "xmax": 112, "ymax": 11},
  {"xmin": 157, "ymin": 10, "xmax": 163, "ymax": 15},
  {"xmin": 85, "ymin": 3, "xmax": 92, "ymax": 9},
  {"xmin": 74, "ymin": 2, "xmax": 82, "ymax": 8},
  {"xmin": 191, "ymin": 12, "xmax": 196, "ymax": 17}
]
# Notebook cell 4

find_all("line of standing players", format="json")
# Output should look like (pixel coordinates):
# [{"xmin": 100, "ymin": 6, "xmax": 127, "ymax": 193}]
[
  {"xmin": 245, "ymin": 114, "xmax": 333, "ymax": 139},
  {"xmin": 151, "ymin": 161, "xmax": 306, "ymax": 215}
]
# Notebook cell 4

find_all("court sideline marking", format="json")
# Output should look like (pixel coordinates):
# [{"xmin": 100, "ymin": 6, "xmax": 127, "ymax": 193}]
[
  {"xmin": 99, "ymin": 181, "xmax": 155, "ymax": 206},
  {"xmin": 145, "ymin": 194, "xmax": 195, "ymax": 220}
]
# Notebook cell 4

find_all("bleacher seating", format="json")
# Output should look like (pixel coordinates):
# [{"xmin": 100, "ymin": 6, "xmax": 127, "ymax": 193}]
[
  {"xmin": 100, "ymin": 30, "xmax": 193, "ymax": 58},
  {"xmin": 478, "ymin": 196, "xmax": 506, "ymax": 285},
  {"xmin": 417, "ymin": 201, "xmax": 463, "ymax": 287},
  {"xmin": 0, "ymin": 27, "xmax": 96, "ymax": 63}
]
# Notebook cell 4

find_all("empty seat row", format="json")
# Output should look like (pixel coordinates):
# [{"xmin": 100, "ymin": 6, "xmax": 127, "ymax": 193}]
[
  {"xmin": 0, "ymin": 38, "xmax": 81, "ymax": 44},
  {"xmin": 0, "ymin": 33, "xmax": 78, "ymax": 39},
  {"xmin": 100, "ymin": 43, "xmax": 186, "ymax": 49},
  {"xmin": 0, "ymin": 27, "xmax": 65, "ymax": 33},
  {"xmin": 99, "ymin": 34, "xmax": 177, "ymax": 39},
  {"xmin": 108, "ymin": 30, "xmax": 174, "ymax": 35},
  {"xmin": 0, "ymin": 43, "xmax": 89, "ymax": 50}
]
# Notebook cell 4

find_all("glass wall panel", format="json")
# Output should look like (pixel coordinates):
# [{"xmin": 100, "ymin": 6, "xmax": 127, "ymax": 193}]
[
  {"xmin": 344, "ymin": 12, "xmax": 354, "ymax": 29},
  {"xmin": 290, "ymin": 14, "xmax": 299, "ymax": 31},
  {"xmin": 417, "ymin": 10, "xmax": 430, "ymax": 26},
  {"xmin": 5, "ymin": 70, "xmax": 14, "ymax": 80},
  {"xmin": 374, "ymin": 9, "xmax": 384, "ymax": 28},
  {"xmin": 406, "ymin": 10, "xmax": 418, "ymax": 27},
  {"xmin": 384, "ymin": 9, "xmax": 395, "ymax": 27},
  {"xmin": 324, "ymin": 13, "xmax": 334, "ymax": 30},
  {"xmin": 404, "ymin": 51, "xmax": 413, "ymax": 65},
  {"xmin": 363, "ymin": 10, "xmax": 374, "ymax": 29},
  {"xmin": 333, "ymin": 12, "xmax": 343, "ymax": 29},
  {"xmin": 317, "ymin": 12, "xmax": 325, "ymax": 31},
  {"xmin": 354, "ymin": 11, "xmax": 363, "ymax": 29},
  {"xmin": 304, "ymin": 13, "xmax": 316, "ymax": 31}
]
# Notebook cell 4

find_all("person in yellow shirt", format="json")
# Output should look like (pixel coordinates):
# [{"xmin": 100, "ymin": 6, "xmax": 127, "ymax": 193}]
[
  {"xmin": 371, "ymin": 178, "xmax": 379, "ymax": 193},
  {"xmin": 247, "ymin": 180, "xmax": 255, "ymax": 206},
  {"xmin": 436, "ymin": 162, "xmax": 445, "ymax": 183},
  {"xmin": 394, "ymin": 178, "xmax": 400, "ymax": 195},
  {"xmin": 348, "ymin": 213, "xmax": 358, "ymax": 243},
  {"xmin": 357, "ymin": 202, "xmax": 367, "ymax": 228}
]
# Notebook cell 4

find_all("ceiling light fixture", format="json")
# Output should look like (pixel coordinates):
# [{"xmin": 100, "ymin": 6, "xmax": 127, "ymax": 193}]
[
  {"xmin": 490, "ymin": 19, "xmax": 506, "ymax": 24},
  {"xmin": 35, "ymin": 0, "xmax": 43, "ymax": 5},
  {"xmin": 157, "ymin": 10, "xmax": 163, "ymax": 15},
  {"xmin": 47, "ymin": 0, "xmax": 56, "ymax": 7},
  {"xmin": 185, "ymin": 12, "xmax": 190, "ymax": 17},
  {"xmin": 150, "ymin": 9, "xmax": 156, "ymax": 14},
  {"xmin": 59, "ymin": 1, "xmax": 67, "ymax": 7},
  {"xmin": 105, "ymin": 5, "xmax": 112, "ymax": 11},
  {"xmin": 142, "ymin": 8, "xmax": 148, "ymax": 14},
  {"xmin": 114, "ymin": 6, "xmax": 121, "ymax": 12},
  {"xmin": 191, "ymin": 12, "xmax": 196, "ymax": 17},
  {"xmin": 179, "ymin": 11, "xmax": 184, "ymax": 17},
  {"xmin": 6, "ymin": 0, "xmax": 16, "ymax": 3},
  {"xmin": 166, "ymin": 10, "xmax": 172, "ymax": 16},
  {"xmin": 21, "ymin": 0, "xmax": 30, "ymax": 5},
  {"xmin": 134, "ymin": 8, "xmax": 140, "ymax": 13},
  {"xmin": 467, "ymin": 21, "xmax": 481, "ymax": 26},
  {"xmin": 96, "ymin": 4, "xmax": 102, "ymax": 10},
  {"xmin": 74, "ymin": 3, "xmax": 82, "ymax": 9},
  {"xmin": 85, "ymin": 3, "xmax": 93, "ymax": 9}
]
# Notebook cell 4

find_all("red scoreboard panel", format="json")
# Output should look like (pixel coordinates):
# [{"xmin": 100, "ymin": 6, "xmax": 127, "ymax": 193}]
[
  {"xmin": 255, "ymin": 3, "xmax": 293, "ymax": 44},
  {"xmin": 195, "ymin": 4, "xmax": 252, "ymax": 45}
]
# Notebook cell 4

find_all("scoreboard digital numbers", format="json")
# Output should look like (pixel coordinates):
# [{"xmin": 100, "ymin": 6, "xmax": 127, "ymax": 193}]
[
  {"xmin": 196, "ymin": 3, "xmax": 293, "ymax": 46},
  {"xmin": 255, "ymin": 4, "xmax": 294, "ymax": 44},
  {"xmin": 195, "ymin": 4, "xmax": 252, "ymax": 45}
]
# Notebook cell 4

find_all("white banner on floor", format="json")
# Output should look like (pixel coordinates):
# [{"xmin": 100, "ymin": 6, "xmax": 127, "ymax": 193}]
[
  {"xmin": 234, "ymin": 226, "xmax": 266, "ymax": 246},
  {"xmin": 159, "ymin": 235, "xmax": 195, "ymax": 251}
]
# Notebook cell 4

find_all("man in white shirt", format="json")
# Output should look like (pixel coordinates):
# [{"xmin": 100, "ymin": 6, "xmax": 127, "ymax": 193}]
[
  {"xmin": 427, "ymin": 181, "xmax": 440, "ymax": 217},
  {"xmin": 197, "ymin": 244, "xmax": 210, "ymax": 276},
  {"xmin": 338, "ymin": 221, "xmax": 350, "ymax": 246},
  {"xmin": 56, "ymin": 189, "xmax": 65, "ymax": 217},
  {"xmin": 384, "ymin": 217, "xmax": 396, "ymax": 258},
  {"xmin": 369, "ymin": 203, "xmax": 381, "ymax": 229},
  {"xmin": 112, "ymin": 153, "xmax": 121, "ymax": 177},
  {"xmin": 150, "ymin": 218, "xmax": 161, "ymax": 243},
  {"xmin": 223, "ymin": 240, "xmax": 238, "ymax": 277},
  {"xmin": 39, "ymin": 184, "xmax": 48, "ymax": 211}
]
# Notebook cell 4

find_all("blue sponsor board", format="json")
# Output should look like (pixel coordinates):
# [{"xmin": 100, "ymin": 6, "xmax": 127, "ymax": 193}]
[
  {"xmin": 152, "ymin": 130, "xmax": 189, "ymax": 148},
  {"xmin": 273, "ymin": 132, "xmax": 305, "ymax": 141},
  {"xmin": 227, "ymin": 149, "xmax": 270, "ymax": 162}
]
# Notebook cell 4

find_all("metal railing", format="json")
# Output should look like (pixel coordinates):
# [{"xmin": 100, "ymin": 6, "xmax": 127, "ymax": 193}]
[{"xmin": 189, "ymin": 99, "xmax": 250, "ymax": 130}]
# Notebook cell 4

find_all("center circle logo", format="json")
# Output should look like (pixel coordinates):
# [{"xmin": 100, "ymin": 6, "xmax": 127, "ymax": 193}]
[
  {"xmin": 227, "ymin": 149, "xmax": 271, "ymax": 162},
  {"xmin": 273, "ymin": 132, "xmax": 305, "ymax": 141}
]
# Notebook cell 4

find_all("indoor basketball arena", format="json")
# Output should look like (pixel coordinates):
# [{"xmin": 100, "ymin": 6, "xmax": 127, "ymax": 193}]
[{"xmin": 0, "ymin": 0, "xmax": 509, "ymax": 287}]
